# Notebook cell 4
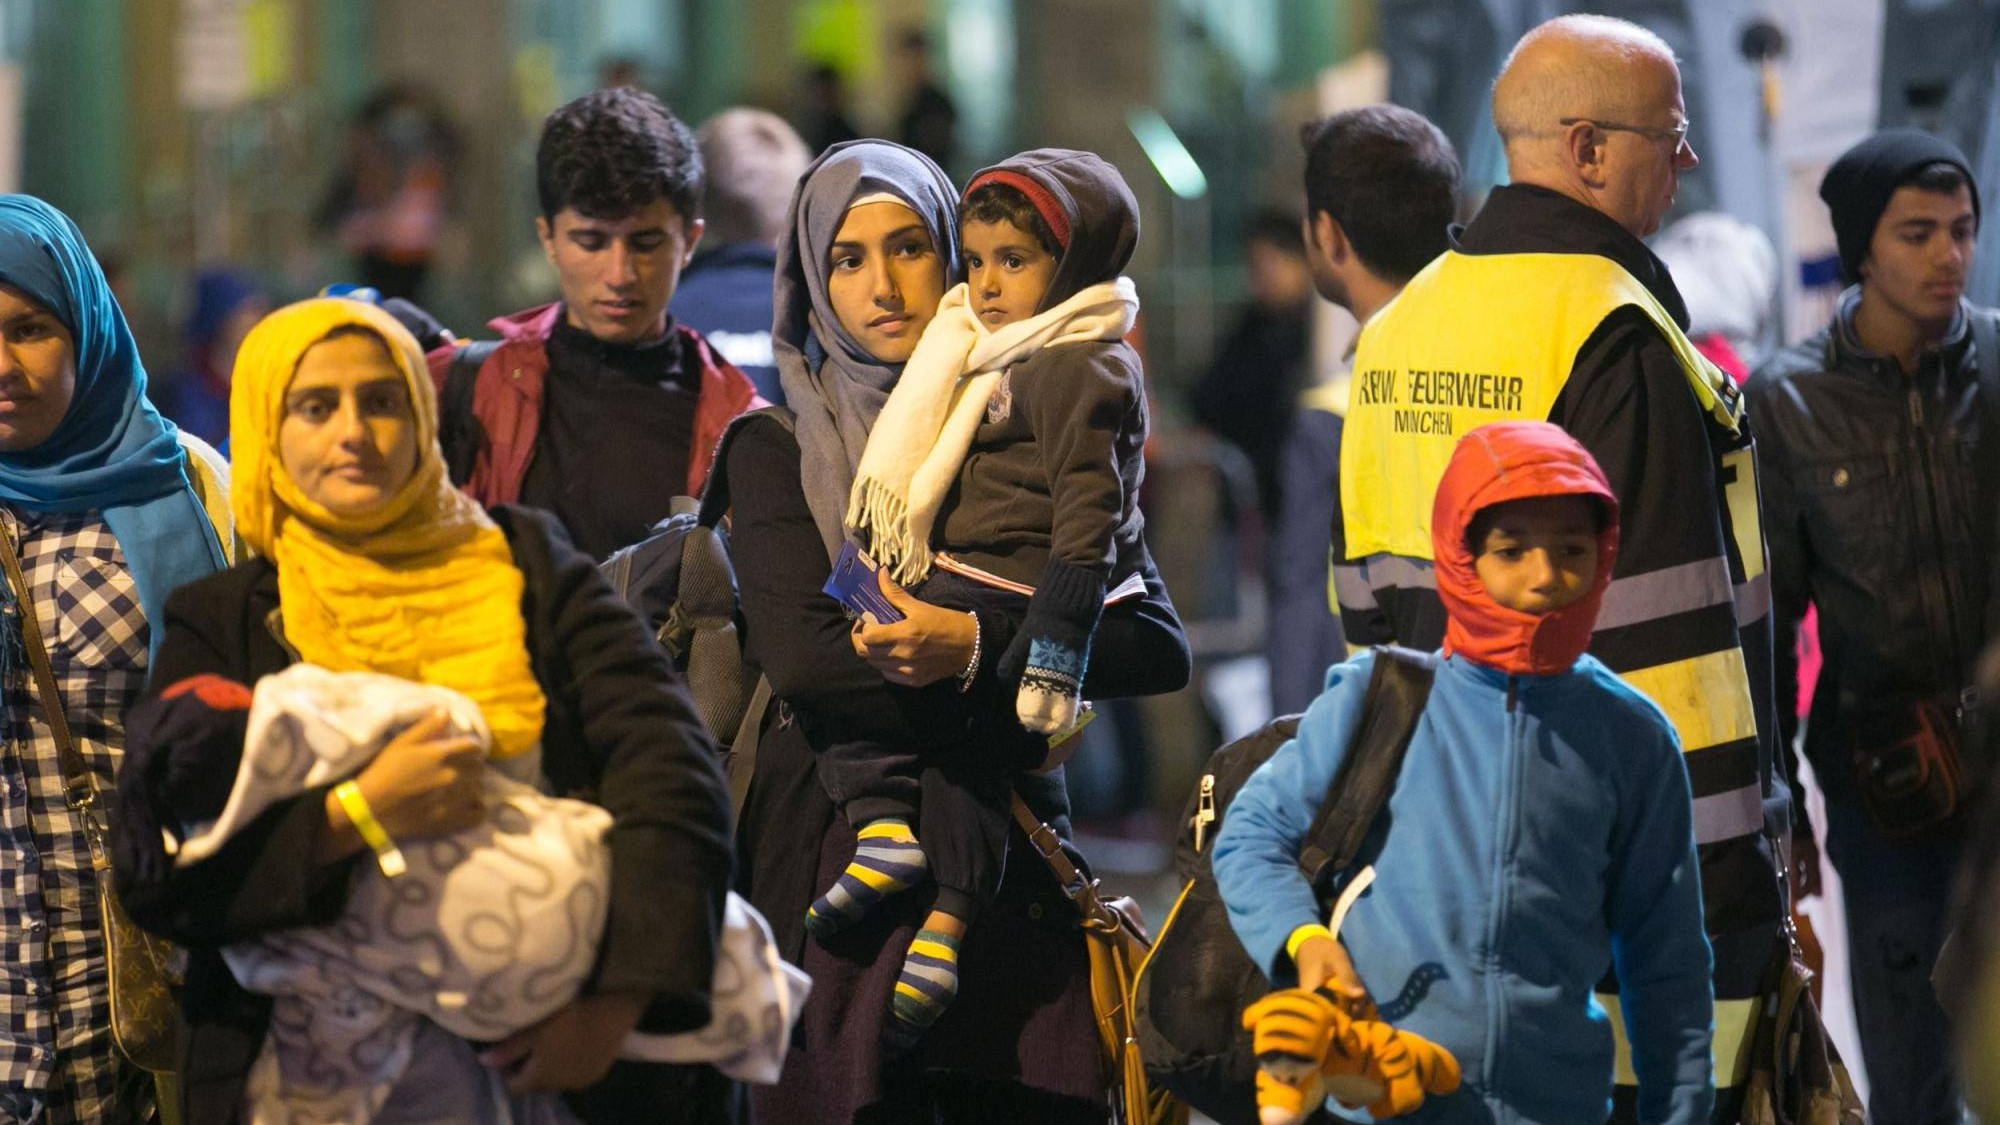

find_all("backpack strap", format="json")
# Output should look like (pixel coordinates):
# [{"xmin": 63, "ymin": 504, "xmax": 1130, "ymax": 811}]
[
  {"xmin": 726, "ymin": 676, "xmax": 773, "ymax": 826},
  {"xmin": 1296, "ymin": 644, "xmax": 1438, "ymax": 890},
  {"xmin": 439, "ymin": 340, "xmax": 499, "ymax": 486},
  {"xmin": 692, "ymin": 405, "xmax": 795, "ymax": 827},
  {"xmin": 697, "ymin": 406, "xmax": 796, "ymax": 528}
]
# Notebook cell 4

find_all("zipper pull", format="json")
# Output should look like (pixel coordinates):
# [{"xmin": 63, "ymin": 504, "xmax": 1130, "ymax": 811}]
[{"xmin": 1192, "ymin": 774, "xmax": 1217, "ymax": 853}]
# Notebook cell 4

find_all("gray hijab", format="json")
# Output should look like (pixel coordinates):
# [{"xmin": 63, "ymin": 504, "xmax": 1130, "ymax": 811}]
[{"xmin": 773, "ymin": 140, "xmax": 961, "ymax": 560}]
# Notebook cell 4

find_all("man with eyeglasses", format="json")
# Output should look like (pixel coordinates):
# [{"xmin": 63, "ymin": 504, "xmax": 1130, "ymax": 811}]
[{"xmin": 1334, "ymin": 14, "xmax": 1787, "ymax": 1124}]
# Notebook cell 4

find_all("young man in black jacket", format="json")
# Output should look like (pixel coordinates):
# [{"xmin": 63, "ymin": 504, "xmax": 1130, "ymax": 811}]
[{"xmin": 1748, "ymin": 129, "xmax": 1990, "ymax": 1125}]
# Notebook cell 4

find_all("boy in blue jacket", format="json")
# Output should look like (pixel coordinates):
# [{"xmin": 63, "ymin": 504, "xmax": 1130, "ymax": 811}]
[{"xmin": 1213, "ymin": 420, "xmax": 1714, "ymax": 1124}]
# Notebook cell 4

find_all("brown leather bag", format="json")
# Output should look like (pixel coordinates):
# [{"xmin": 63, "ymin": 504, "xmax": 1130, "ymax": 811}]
[
  {"xmin": 1012, "ymin": 795, "xmax": 1188, "ymax": 1125},
  {"xmin": 0, "ymin": 531, "xmax": 182, "ymax": 1078},
  {"xmin": 1739, "ymin": 931, "xmax": 1864, "ymax": 1125}
]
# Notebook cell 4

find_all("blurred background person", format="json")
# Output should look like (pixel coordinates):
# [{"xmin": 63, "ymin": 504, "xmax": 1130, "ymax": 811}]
[
  {"xmin": 800, "ymin": 65, "xmax": 862, "ymax": 156},
  {"xmin": 670, "ymin": 107, "xmax": 812, "ymax": 405},
  {"xmin": 315, "ymin": 84, "xmax": 461, "ymax": 303},
  {"xmin": 894, "ymin": 29, "xmax": 958, "ymax": 174},
  {"xmin": 1188, "ymin": 209, "xmax": 1316, "ymax": 524},
  {"xmin": 151, "ymin": 268, "xmax": 270, "ymax": 448},
  {"xmin": 1652, "ymin": 210, "xmax": 1781, "ymax": 381}
]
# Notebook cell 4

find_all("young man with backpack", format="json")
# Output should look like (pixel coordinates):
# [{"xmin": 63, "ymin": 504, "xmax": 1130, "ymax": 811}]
[{"xmin": 427, "ymin": 87, "xmax": 763, "ymax": 559}]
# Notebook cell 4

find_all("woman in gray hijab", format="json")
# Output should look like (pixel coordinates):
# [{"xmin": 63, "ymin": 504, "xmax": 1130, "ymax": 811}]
[{"xmin": 726, "ymin": 140, "xmax": 1189, "ymax": 1124}]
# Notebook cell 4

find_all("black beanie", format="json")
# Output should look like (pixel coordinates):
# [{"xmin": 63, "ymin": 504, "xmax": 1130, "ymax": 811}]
[{"xmin": 1820, "ymin": 129, "xmax": 1980, "ymax": 286}]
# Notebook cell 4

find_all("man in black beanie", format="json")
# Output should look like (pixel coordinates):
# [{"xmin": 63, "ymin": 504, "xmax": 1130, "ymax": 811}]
[{"xmin": 1749, "ymin": 128, "xmax": 1991, "ymax": 1125}]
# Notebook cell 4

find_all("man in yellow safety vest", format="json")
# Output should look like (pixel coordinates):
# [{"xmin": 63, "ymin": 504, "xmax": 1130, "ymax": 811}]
[{"xmin": 1335, "ymin": 15, "xmax": 1788, "ymax": 1123}]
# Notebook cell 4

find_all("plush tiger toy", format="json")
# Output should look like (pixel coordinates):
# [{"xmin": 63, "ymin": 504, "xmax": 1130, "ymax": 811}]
[{"xmin": 1241, "ymin": 987, "xmax": 1462, "ymax": 1124}]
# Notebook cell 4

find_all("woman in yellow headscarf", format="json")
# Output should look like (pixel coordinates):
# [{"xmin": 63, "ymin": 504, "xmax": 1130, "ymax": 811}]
[{"xmin": 112, "ymin": 297, "xmax": 732, "ymax": 1125}]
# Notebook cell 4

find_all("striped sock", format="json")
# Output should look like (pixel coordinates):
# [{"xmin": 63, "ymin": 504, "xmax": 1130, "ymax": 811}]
[
  {"xmin": 806, "ymin": 818, "xmax": 928, "ymax": 941},
  {"xmin": 884, "ymin": 927, "xmax": 962, "ymax": 1056}
]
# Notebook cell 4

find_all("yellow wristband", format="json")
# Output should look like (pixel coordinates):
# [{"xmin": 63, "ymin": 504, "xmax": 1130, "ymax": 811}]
[
  {"xmin": 1286, "ymin": 923, "xmax": 1335, "ymax": 962},
  {"xmin": 334, "ymin": 781, "xmax": 407, "ymax": 878},
  {"xmin": 1047, "ymin": 702, "xmax": 1098, "ymax": 748}
]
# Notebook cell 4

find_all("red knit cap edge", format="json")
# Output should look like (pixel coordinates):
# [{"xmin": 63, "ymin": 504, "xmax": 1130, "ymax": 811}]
[{"xmin": 965, "ymin": 170, "xmax": 1071, "ymax": 252}]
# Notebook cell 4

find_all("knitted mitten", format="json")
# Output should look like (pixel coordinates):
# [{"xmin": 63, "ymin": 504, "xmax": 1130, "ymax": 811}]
[{"xmin": 1000, "ymin": 561, "xmax": 1106, "ymax": 735}]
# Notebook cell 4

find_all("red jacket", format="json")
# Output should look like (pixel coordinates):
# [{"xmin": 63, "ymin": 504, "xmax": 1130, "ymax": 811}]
[{"xmin": 424, "ymin": 302, "xmax": 766, "ymax": 505}]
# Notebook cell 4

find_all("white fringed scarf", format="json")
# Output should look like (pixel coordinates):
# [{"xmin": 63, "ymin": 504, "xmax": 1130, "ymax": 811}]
[{"xmin": 845, "ymin": 276, "xmax": 1138, "ymax": 585}]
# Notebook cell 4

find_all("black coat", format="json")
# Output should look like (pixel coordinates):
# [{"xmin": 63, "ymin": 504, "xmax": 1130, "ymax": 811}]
[
  {"xmin": 114, "ymin": 504, "xmax": 733, "ymax": 1124},
  {"xmin": 1749, "ymin": 300, "xmax": 2000, "ymax": 786}
]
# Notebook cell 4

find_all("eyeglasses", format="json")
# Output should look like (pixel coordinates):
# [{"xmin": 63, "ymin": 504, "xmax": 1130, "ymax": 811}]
[{"xmin": 1559, "ymin": 116, "xmax": 1692, "ymax": 151}]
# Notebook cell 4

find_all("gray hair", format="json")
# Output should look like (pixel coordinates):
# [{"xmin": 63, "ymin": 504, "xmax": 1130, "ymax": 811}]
[{"xmin": 696, "ymin": 108, "xmax": 813, "ymax": 245}]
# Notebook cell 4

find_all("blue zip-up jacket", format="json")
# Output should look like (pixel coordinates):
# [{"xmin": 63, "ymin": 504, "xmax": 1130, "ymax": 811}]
[{"xmin": 1212, "ymin": 648, "xmax": 1714, "ymax": 1125}]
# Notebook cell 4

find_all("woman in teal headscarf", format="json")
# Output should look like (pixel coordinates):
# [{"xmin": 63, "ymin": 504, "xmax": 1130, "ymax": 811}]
[{"xmin": 0, "ymin": 194, "xmax": 229, "ymax": 1124}]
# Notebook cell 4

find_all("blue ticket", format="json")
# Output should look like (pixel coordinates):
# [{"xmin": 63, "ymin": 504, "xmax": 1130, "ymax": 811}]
[{"xmin": 824, "ymin": 541, "xmax": 906, "ymax": 624}]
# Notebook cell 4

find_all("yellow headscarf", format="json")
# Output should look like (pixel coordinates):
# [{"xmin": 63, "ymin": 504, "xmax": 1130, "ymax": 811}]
[{"xmin": 230, "ymin": 298, "xmax": 545, "ymax": 760}]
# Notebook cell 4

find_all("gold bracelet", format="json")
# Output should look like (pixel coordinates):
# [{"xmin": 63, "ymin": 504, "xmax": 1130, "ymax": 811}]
[{"xmin": 334, "ymin": 780, "xmax": 407, "ymax": 878}]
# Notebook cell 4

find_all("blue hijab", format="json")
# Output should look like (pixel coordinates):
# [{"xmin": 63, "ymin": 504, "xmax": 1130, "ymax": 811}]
[{"xmin": 0, "ymin": 195, "xmax": 226, "ymax": 663}]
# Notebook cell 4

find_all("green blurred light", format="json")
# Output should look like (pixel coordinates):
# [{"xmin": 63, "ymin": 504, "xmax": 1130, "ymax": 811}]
[{"xmin": 1126, "ymin": 107, "xmax": 1208, "ymax": 200}]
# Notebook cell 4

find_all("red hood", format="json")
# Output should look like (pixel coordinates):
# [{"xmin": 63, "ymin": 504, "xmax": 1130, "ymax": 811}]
[{"xmin": 1433, "ymin": 421, "xmax": 1620, "ymax": 676}]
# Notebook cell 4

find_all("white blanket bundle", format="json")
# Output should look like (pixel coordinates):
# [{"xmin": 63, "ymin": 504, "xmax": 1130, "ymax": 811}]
[{"xmin": 176, "ymin": 665, "xmax": 807, "ymax": 1124}]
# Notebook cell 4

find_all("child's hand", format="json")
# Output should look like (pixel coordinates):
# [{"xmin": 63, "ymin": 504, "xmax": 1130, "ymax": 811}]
[
  {"xmin": 1294, "ymin": 934, "xmax": 1372, "ymax": 1018},
  {"xmin": 1016, "ymin": 678, "xmax": 1078, "ymax": 734},
  {"xmin": 349, "ymin": 711, "xmax": 486, "ymax": 838}
]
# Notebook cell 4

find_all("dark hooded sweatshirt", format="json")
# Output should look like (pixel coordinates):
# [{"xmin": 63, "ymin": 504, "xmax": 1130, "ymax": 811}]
[{"xmin": 934, "ymin": 148, "xmax": 1149, "ymax": 625}]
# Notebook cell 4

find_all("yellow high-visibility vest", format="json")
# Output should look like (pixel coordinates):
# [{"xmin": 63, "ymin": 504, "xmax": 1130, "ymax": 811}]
[{"xmin": 1339, "ymin": 250, "xmax": 1742, "ymax": 562}]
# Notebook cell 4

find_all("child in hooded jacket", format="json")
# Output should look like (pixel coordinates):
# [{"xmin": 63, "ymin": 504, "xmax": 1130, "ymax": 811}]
[
  {"xmin": 807, "ymin": 149, "xmax": 1152, "ymax": 1052},
  {"xmin": 1212, "ymin": 421, "xmax": 1715, "ymax": 1125}
]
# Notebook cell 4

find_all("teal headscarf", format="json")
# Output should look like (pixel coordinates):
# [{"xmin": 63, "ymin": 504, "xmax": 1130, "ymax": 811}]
[{"xmin": 0, "ymin": 195, "xmax": 226, "ymax": 663}]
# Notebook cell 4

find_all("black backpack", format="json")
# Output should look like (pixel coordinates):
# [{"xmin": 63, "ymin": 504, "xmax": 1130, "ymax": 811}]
[
  {"xmin": 597, "ymin": 406, "xmax": 795, "ymax": 818},
  {"xmin": 1131, "ymin": 646, "xmax": 1437, "ymax": 1125},
  {"xmin": 438, "ymin": 340, "xmax": 498, "ymax": 489}
]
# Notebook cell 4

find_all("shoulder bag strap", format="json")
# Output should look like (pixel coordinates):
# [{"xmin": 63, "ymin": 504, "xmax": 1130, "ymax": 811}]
[
  {"xmin": 1009, "ymin": 791, "xmax": 1124, "ymax": 932},
  {"xmin": 0, "ymin": 527, "xmax": 96, "ymax": 811},
  {"xmin": 1296, "ymin": 644, "xmax": 1438, "ymax": 890}
]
